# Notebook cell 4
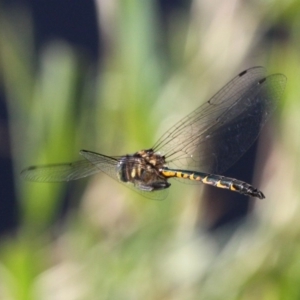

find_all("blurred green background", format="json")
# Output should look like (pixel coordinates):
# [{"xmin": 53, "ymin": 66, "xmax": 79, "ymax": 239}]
[{"xmin": 0, "ymin": 0, "xmax": 300, "ymax": 299}]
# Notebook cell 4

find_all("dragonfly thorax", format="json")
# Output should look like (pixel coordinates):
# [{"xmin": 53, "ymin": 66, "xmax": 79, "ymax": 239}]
[{"xmin": 116, "ymin": 149, "xmax": 170, "ymax": 191}]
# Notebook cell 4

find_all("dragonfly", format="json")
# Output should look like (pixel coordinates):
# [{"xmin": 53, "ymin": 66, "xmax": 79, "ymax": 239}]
[{"xmin": 21, "ymin": 67, "xmax": 286, "ymax": 200}]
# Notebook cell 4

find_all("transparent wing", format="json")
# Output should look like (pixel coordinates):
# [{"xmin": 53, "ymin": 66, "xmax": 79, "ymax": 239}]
[
  {"xmin": 20, "ymin": 154, "xmax": 119, "ymax": 182},
  {"xmin": 153, "ymin": 67, "xmax": 286, "ymax": 173},
  {"xmin": 21, "ymin": 151, "xmax": 168, "ymax": 200},
  {"xmin": 80, "ymin": 150, "xmax": 168, "ymax": 200}
]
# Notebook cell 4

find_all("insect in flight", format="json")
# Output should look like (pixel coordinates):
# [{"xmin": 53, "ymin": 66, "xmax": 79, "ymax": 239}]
[{"xmin": 21, "ymin": 67, "xmax": 286, "ymax": 200}]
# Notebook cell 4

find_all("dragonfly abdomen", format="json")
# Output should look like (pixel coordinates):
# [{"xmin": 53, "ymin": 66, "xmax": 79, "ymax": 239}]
[{"xmin": 161, "ymin": 168, "xmax": 265, "ymax": 199}]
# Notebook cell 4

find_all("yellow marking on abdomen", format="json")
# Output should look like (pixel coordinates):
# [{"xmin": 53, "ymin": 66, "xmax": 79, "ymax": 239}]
[
  {"xmin": 161, "ymin": 170, "xmax": 177, "ymax": 177},
  {"xmin": 202, "ymin": 176, "xmax": 212, "ymax": 184},
  {"xmin": 216, "ymin": 181, "xmax": 227, "ymax": 189},
  {"xmin": 189, "ymin": 174, "xmax": 202, "ymax": 181},
  {"xmin": 180, "ymin": 172, "xmax": 190, "ymax": 179},
  {"xmin": 230, "ymin": 184, "xmax": 238, "ymax": 191},
  {"xmin": 162, "ymin": 170, "xmax": 203, "ymax": 181},
  {"xmin": 188, "ymin": 173, "xmax": 196, "ymax": 180}
]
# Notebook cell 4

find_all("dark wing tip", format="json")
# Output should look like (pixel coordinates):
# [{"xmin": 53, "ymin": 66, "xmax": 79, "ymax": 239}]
[
  {"xmin": 258, "ymin": 77, "xmax": 266, "ymax": 84},
  {"xmin": 80, "ymin": 149, "xmax": 98, "ymax": 155},
  {"xmin": 238, "ymin": 66, "xmax": 264, "ymax": 77},
  {"xmin": 20, "ymin": 167, "xmax": 34, "ymax": 180},
  {"xmin": 23, "ymin": 165, "xmax": 36, "ymax": 171},
  {"xmin": 20, "ymin": 165, "xmax": 36, "ymax": 175},
  {"xmin": 239, "ymin": 69, "xmax": 247, "ymax": 76}
]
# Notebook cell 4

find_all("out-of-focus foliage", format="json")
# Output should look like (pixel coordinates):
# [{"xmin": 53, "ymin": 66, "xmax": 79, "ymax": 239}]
[{"xmin": 0, "ymin": 0, "xmax": 300, "ymax": 299}]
